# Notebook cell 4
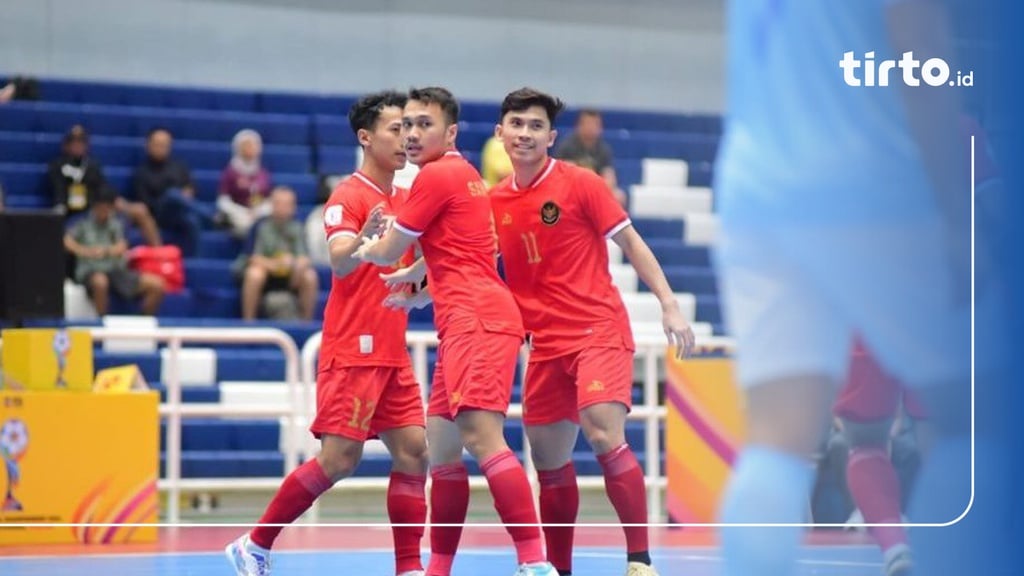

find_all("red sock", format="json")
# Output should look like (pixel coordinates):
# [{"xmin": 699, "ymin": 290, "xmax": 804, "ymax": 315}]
[
  {"xmin": 388, "ymin": 471, "xmax": 427, "ymax": 574},
  {"xmin": 481, "ymin": 450, "xmax": 544, "ymax": 565},
  {"xmin": 597, "ymin": 444, "xmax": 649, "ymax": 555},
  {"xmin": 427, "ymin": 463, "xmax": 469, "ymax": 576},
  {"xmin": 250, "ymin": 459, "xmax": 333, "ymax": 549},
  {"xmin": 847, "ymin": 447, "xmax": 908, "ymax": 552},
  {"xmin": 538, "ymin": 463, "xmax": 579, "ymax": 574}
]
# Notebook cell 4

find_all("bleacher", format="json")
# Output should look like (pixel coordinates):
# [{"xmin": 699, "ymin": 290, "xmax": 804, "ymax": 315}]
[{"xmin": 1, "ymin": 77, "xmax": 719, "ymax": 485}]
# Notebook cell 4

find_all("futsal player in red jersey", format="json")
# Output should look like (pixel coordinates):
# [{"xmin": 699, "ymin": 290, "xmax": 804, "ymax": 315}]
[
  {"xmin": 488, "ymin": 88, "xmax": 696, "ymax": 576},
  {"xmin": 354, "ymin": 86, "xmax": 557, "ymax": 576},
  {"xmin": 227, "ymin": 91, "xmax": 429, "ymax": 576}
]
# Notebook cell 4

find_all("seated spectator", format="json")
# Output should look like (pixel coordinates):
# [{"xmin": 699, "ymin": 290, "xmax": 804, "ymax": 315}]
[
  {"xmin": 218, "ymin": 129, "xmax": 272, "ymax": 239},
  {"xmin": 554, "ymin": 109, "xmax": 627, "ymax": 205},
  {"xmin": 481, "ymin": 134, "xmax": 513, "ymax": 187},
  {"xmin": 133, "ymin": 128, "xmax": 216, "ymax": 257},
  {"xmin": 50, "ymin": 125, "xmax": 162, "ymax": 245},
  {"xmin": 63, "ymin": 186, "xmax": 165, "ymax": 316},
  {"xmin": 238, "ymin": 186, "xmax": 318, "ymax": 321}
]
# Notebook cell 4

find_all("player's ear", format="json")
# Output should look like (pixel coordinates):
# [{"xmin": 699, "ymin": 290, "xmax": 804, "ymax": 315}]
[
  {"xmin": 357, "ymin": 128, "xmax": 371, "ymax": 148},
  {"xmin": 547, "ymin": 129, "xmax": 558, "ymax": 149},
  {"xmin": 446, "ymin": 122, "xmax": 459, "ymax": 146},
  {"xmin": 494, "ymin": 123, "xmax": 502, "ymax": 139}
]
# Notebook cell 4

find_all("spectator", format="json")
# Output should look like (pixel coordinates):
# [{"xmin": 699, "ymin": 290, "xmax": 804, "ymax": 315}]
[
  {"xmin": 554, "ymin": 109, "xmax": 627, "ymax": 205},
  {"xmin": 481, "ymin": 134, "xmax": 513, "ymax": 187},
  {"xmin": 218, "ymin": 129, "xmax": 272, "ymax": 239},
  {"xmin": 63, "ymin": 185, "xmax": 165, "ymax": 316},
  {"xmin": 133, "ymin": 128, "xmax": 215, "ymax": 257},
  {"xmin": 50, "ymin": 125, "xmax": 162, "ymax": 246},
  {"xmin": 0, "ymin": 76, "xmax": 39, "ymax": 103},
  {"xmin": 238, "ymin": 186, "xmax": 318, "ymax": 321}
]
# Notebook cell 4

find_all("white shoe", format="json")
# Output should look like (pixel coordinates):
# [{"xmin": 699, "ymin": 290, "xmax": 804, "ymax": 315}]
[
  {"xmin": 515, "ymin": 562, "xmax": 558, "ymax": 576},
  {"xmin": 225, "ymin": 534, "xmax": 272, "ymax": 576},
  {"xmin": 626, "ymin": 562, "xmax": 660, "ymax": 576},
  {"xmin": 884, "ymin": 545, "xmax": 913, "ymax": 576}
]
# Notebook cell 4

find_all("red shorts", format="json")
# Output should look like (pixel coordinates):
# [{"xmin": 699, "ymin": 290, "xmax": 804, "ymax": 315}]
[
  {"xmin": 426, "ymin": 328, "xmax": 521, "ymax": 420},
  {"xmin": 311, "ymin": 363, "xmax": 425, "ymax": 442},
  {"xmin": 523, "ymin": 347, "xmax": 634, "ymax": 426},
  {"xmin": 833, "ymin": 341, "xmax": 927, "ymax": 422}
]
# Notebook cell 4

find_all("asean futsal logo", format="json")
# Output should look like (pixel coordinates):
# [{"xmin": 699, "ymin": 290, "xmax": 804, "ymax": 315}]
[{"xmin": 0, "ymin": 418, "xmax": 29, "ymax": 512}]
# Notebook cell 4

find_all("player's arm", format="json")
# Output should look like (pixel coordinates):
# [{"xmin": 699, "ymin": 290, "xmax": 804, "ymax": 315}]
[
  {"xmin": 329, "ymin": 203, "xmax": 385, "ymax": 278},
  {"xmin": 380, "ymin": 256, "xmax": 428, "ymax": 288},
  {"xmin": 885, "ymin": 1, "xmax": 968, "ymax": 237},
  {"xmin": 383, "ymin": 285, "xmax": 433, "ymax": 311},
  {"xmin": 353, "ymin": 226, "xmax": 417, "ymax": 266},
  {"xmin": 612, "ymin": 224, "xmax": 695, "ymax": 359}
]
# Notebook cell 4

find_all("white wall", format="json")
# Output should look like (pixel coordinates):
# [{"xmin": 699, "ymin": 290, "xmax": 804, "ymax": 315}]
[{"xmin": 0, "ymin": 0, "xmax": 724, "ymax": 113}]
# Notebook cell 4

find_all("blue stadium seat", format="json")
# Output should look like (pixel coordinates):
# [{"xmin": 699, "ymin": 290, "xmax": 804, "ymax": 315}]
[
  {"xmin": 631, "ymin": 218, "xmax": 684, "ymax": 240},
  {"xmin": 652, "ymin": 266, "xmax": 719, "ymax": 297},
  {"xmin": 311, "ymin": 115, "xmax": 358, "ymax": 147},
  {"xmin": 643, "ymin": 241, "xmax": 711, "ymax": 268},
  {"xmin": 317, "ymin": 146, "xmax": 357, "ymax": 175},
  {"xmin": 259, "ymin": 93, "xmax": 353, "ymax": 116}
]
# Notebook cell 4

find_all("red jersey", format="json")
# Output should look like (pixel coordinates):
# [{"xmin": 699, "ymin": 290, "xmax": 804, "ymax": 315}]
[
  {"xmin": 320, "ymin": 171, "xmax": 415, "ymax": 369},
  {"xmin": 394, "ymin": 151, "xmax": 523, "ymax": 340},
  {"xmin": 489, "ymin": 159, "xmax": 634, "ymax": 360}
]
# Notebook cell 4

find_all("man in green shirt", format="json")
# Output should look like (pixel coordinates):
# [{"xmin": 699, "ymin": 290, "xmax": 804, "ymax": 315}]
[
  {"xmin": 64, "ymin": 186, "xmax": 165, "ymax": 315},
  {"xmin": 241, "ymin": 186, "xmax": 320, "ymax": 320}
]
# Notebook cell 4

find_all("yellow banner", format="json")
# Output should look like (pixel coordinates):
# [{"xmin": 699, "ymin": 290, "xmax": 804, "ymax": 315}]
[
  {"xmin": 1, "ymin": 329, "xmax": 93, "ymax": 392},
  {"xmin": 0, "ymin": 391, "xmax": 159, "ymax": 545},
  {"xmin": 665, "ymin": 354, "xmax": 746, "ymax": 523},
  {"xmin": 93, "ymin": 365, "xmax": 149, "ymax": 394}
]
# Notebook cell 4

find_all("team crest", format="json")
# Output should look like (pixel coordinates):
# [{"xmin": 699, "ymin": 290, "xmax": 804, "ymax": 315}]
[
  {"xmin": 540, "ymin": 201, "xmax": 560, "ymax": 225},
  {"xmin": 501, "ymin": 213, "xmax": 512, "ymax": 226}
]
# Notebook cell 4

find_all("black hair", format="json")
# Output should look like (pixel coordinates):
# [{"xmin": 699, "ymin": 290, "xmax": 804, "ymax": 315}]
[
  {"xmin": 407, "ymin": 86, "xmax": 459, "ymax": 125},
  {"xmin": 348, "ymin": 90, "xmax": 409, "ymax": 136},
  {"xmin": 500, "ymin": 87, "xmax": 565, "ymax": 125}
]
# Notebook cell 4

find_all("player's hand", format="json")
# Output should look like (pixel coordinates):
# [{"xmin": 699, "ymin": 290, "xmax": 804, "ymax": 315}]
[
  {"xmin": 382, "ymin": 290, "xmax": 432, "ymax": 311},
  {"xmin": 353, "ymin": 235, "xmax": 390, "ymax": 265},
  {"xmin": 379, "ymin": 264, "xmax": 426, "ymax": 289},
  {"xmin": 360, "ymin": 203, "xmax": 387, "ymax": 240},
  {"xmin": 662, "ymin": 301, "xmax": 695, "ymax": 359}
]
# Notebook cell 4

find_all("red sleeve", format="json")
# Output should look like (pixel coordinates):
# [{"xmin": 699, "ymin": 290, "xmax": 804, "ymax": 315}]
[
  {"xmin": 395, "ymin": 166, "xmax": 449, "ymax": 238},
  {"xmin": 324, "ymin": 187, "xmax": 364, "ymax": 244},
  {"xmin": 579, "ymin": 169, "xmax": 630, "ymax": 238}
]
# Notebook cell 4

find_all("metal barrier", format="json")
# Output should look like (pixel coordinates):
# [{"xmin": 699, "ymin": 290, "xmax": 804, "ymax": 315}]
[
  {"xmin": 302, "ymin": 330, "xmax": 735, "ymax": 524},
  {"xmin": 85, "ymin": 327, "xmax": 302, "ymax": 524}
]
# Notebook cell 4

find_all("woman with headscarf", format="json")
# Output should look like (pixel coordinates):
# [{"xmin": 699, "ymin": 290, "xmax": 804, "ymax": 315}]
[{"xmin": 218, "ymin": 129, "xmax": 273, "ymax": 239}]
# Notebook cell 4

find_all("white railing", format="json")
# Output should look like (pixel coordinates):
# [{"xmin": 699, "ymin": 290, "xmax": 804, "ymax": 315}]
[
  {"xmin": 302, "ymin": 330, "xmax": 736, "ymax": 524},
  {"xmin": 84, "ymin": 327, "xmax": 303, "ymax": 524}
]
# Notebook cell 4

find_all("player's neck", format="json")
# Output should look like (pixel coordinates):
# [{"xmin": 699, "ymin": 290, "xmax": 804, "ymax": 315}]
[
  {"xmin": 358, "ymin": 160, "xmax": 396, "ymax": 194},
  {"xmin": 512, "ymin": 156, "xmax": 551, "ymax": 190}
]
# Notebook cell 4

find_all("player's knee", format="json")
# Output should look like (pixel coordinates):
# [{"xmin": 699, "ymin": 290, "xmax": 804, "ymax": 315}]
[
  {"xmin": 393, "ymin": 439, "xmax": 429, "ymax": 474},
  {"xmin": 317, "ymin": 441, "xmax": 363, "ymax": 481},
  {"xmin": 840, "ymin": 418, "xmax": 892, "ymax": 448},
  {"xmin": 582, "ymin": 426, "xmax": 621, "ymax": 455}
]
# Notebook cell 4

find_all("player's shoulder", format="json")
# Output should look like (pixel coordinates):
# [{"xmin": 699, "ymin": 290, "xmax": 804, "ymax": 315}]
[{"xmin": 327, "ymin": 175, "xmax": 371, "ymax": 204}]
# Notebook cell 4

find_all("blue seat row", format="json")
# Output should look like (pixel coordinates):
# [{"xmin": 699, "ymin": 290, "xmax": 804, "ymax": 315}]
[
  {"xmin": 0, "ymin": 162, "xmax": 320, "ymax": 209},
  {"xmin": 0, "ymin": 132, "xmax": 311, "ymax": 173},
  {"xmin": 36, "ymin": 78, "xmax": 719, "ymax": 135},
  {"xmin": 0, "ymin": 102, "xmax": 310, "ymax": 146}
]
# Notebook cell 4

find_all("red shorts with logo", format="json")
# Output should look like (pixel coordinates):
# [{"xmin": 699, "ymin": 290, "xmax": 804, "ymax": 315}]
[
  {"xmin": 522, "ymin": 346, "xmax": 634, "ymax": 426},
  {"xmin": 833, "ymin": 341, "xmax": 927, "ymax": 422},
  {"xmin": 426, "ymin": 328, "xmax": 521, "ymax": 420},
  {"xmin": 311, "ymin": 363, "xmax": 425, "ymax": 442}
]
